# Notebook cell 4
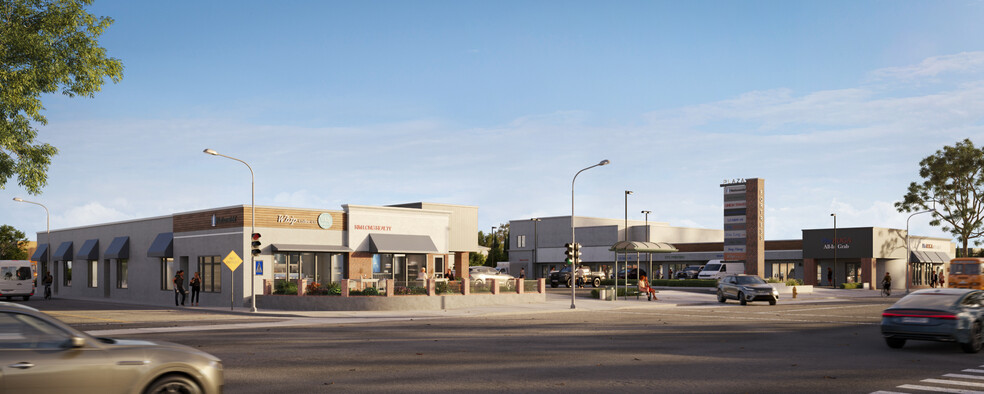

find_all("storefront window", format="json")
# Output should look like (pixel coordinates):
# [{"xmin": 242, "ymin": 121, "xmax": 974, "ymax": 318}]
[
  {"xmin": 160, "ymin": 258, "xmax": 173, "ymax": 290},
  {"xmin": 116, "ymin": 259, "xmax": 128, "ymax": 289},
  {"xmin": 63, "ymin": 261, "xmax": 72, "ymax": 287},
  {"xmin": 273, "ymin": 253, "xmax": 287, "ymax": 280},
  {"xmin": 87, "ymin": 260, "xmax": 97, "ymax": 288},
  {"xmin": 846, "ymin": 262, "xmax": 861, "ymax": 283},
  {"xmin": 198, "ymin": 256, "xmax": 222, "ymax": 293}
]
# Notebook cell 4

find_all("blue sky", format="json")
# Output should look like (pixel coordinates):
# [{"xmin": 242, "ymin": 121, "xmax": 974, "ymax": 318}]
[{"xmin": 5, "ymin": 0, "xmax": 984, "ymax": 244}]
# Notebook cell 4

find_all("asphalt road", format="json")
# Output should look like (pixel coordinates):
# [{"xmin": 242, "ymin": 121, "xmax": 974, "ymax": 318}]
[{"xmin": 19, "ymin": 293, "xmax": 984, "ymax": 393}]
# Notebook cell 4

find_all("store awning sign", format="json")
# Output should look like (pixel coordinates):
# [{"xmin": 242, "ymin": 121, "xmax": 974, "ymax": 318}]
[{"xmin": 223, "ymin": 251, "xmax": 243, "ymax": 271}]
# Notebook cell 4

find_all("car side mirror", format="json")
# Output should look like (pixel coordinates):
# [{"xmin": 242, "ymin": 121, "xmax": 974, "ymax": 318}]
[{"xmin": 68, "ymin": 336, "xmax": 86, "ymax": 348}]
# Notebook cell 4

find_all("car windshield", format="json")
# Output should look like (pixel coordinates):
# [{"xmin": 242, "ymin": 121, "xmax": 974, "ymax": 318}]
[
  {"xmin": 559, "ymin": 266, "xmax": 571, "ymax": 273},
  {"xmin": 951, "ymin": 263, "xmax": 981, "ymax": 275},
  {"xmin": 736, "ymin": 276, "xmax": 766, "ymax": 285},
  {"xmin": 704, "ymin": 263, "xmax": 721, "ymax": 272},
  {"xmin": 892, "ymin": 293, "xmax": 962, "ymax": 310}
]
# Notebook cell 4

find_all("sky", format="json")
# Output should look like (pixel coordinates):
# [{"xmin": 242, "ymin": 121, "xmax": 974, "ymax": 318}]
[{"xmin": 4, "ymin": 0, "xmax": 984, "ymax": 244}]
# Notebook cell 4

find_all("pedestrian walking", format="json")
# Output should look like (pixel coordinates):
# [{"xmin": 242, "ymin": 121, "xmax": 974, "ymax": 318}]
[
  {"xmin": 173, "ymin": 270, "xmax": 187, "ymax": 306},
  {"xmin": 189, "ymin": 272, "xmax": 201, "ymax": 306},
  {"xmin": 938, "ymin": 270, "xmax": 945, "ymax": 288},
  {"xmin": 519, "ymin": 267, "xmax": 526, "ymax": 279},
  {"xmin": 827, "ymin": 267, "xmax": 834, "ymax": 288}
]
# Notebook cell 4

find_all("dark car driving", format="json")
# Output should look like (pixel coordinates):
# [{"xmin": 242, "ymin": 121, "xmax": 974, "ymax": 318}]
[
  {"xmin": 881, "ymin": 288, "xmax": 984, "ymax": 353},
  {"xmin": 612, "ymin": 268, "xmax": 647, "ymax": 280}
]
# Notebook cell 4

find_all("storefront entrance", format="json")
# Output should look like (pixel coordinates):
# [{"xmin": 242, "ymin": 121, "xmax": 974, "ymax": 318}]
[{"xmin": 273, "ymin": 252, "xmax": 345, "ymax": 284}]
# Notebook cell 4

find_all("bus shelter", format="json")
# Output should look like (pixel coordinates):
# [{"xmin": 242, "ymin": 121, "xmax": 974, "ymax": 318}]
[{"xmin": 609, "ymin": 241, "xmax": 678, "ymax": 301}]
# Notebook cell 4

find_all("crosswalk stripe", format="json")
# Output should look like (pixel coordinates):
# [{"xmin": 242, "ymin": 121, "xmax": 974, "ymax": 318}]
[
  {"xmin": 964, "ymin": 370, "xmax": 984, "ymax": 374},
  {"xmin": 923, "ymin": 379, "xmax": 984, "ymax": 388},
  {"xmin": 898, "ymin": 384, "xmax": 984, "ymax": 393},
  {"xmin": 945, "ymin": 375, "xmax": 984, "ymax": 381}
]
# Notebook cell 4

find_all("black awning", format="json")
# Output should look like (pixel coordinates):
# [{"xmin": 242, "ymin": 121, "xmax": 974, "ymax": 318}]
[
  {"xmin": 76, "ymin": 239, "xmax": 99, "ymax": 260},
  {"xmin": 271, "ymin": 244, "xmax": 352, "ymax": 253},
  {"xmin": 911, "ymin": 251, "xmax": 949, "ymax": 263},
  {"xmin": 53, "ymin": 242, "xmax": 73, "ymax": 261},
  {"xmin": 369, "ymin": 234, "xmax": 439, "ymax": 254},
  {"xmin": 147, "ymin": 232, "xmax": 173, "ymax": 258},
  {"xmin": 104, "ymin": 236, "xmax": 130, "ymax": 259},
  {"xmin": 32, "ymin": 243, "xmax": 49, "ymax": 262}
]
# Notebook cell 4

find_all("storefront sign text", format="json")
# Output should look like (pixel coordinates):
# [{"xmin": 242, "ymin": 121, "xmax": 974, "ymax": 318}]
[
  {"xmin": 277, "ymin": 214, "xmax": 315, "ymax": 226},
  {"xmin": 354, "ymin": 224, "xmax": 393, "ymax": 231}
]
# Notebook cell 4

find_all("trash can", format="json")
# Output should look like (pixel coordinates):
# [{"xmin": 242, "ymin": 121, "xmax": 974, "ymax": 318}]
[{"xmin": 600, "ymin": 286, "xmax": 615, "ymax": 301}]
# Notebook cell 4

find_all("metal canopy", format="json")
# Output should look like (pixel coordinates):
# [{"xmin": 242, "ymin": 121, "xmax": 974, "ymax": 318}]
[
  {"xmin": 147, "ymin": 233, "xmax": 173, "ymax": 258},
  {"xmin": 609, "ymin": 240, "xmax": 679, "ymax": 253},
  {"xmin": 272, "ymin": 244, "xmax": 352, "ymax": 253},
  {"xmin": 104, "ymin": 236, "xmax": 130, "ymax": 259},
  {"xmin": 76, "ymin": 239, "xmax": 99, "ymax": 260},
  {"xmin": 32, "ymin": 243, "xmax": 49, "ymax": 262}
]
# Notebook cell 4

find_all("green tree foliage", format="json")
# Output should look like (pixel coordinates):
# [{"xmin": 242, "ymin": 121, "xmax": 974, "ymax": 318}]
[
  {"xmin": 896, "ymin": 139, "xmax": 984, "ymax": 255},
  {"xmin": 0, "ymin": 225, "xmax": 29, "ymax": 260},
  {"xmin": 1, "ymin": 0, "xmax": 123, "ymax": 194}
]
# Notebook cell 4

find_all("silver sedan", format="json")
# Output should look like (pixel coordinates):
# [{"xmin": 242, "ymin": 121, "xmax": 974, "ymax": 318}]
[{"xmin": 0, "ymin": 302, "xmax": 223, "ymax": 393}]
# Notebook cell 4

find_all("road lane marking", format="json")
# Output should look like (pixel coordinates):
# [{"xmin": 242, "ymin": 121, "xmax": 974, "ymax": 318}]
[
  {"xmin": 615, "ymin": 310, "xmax": 879, "ymax": 325},
  {"xmin": 965, "ymin": 370, "xmax": 984, "ymax": 374},
  {"xmin": 945, "ymin": 375, "xmax": 984, "ymax": 381},
  {"xmin": 923, "ymin": 379, "xmax": 984, "ymax": 388},
  {"xmin": 898, "ymin": 384, "xmax": 984, "ymax": 393}
]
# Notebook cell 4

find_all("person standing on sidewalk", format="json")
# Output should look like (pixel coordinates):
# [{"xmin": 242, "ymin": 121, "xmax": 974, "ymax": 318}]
[
  {"xmin": 173, "ymin": 270, "xmax": 187, "ymax": 306},
  {"xmin": 827, "ymin": 267, "xmax": 834, "ymax": 288},
  {"xmin": 189, "ymin": 272, "xmax": 202, "ymax": 306}
]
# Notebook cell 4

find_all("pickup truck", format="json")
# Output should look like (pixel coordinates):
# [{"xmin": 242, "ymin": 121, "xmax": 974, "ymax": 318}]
[{"xmin": 550, "ymin": 265, "xmax": 606, "ymax": 288}]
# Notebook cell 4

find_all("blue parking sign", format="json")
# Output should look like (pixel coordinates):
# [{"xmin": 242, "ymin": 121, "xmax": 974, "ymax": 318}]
[{"xmin": 255, "ymin": 260, "xmax": 263, "ymax": 275}]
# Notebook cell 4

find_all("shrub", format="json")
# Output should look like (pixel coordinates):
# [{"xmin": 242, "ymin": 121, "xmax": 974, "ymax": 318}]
[
  {"xmin": 785, "ymin": 279, "xmax": 803, "ymax": 286},
  {"xmin": 591, "ymin": 289, "xmax": 600, "ymax": 299},
  {"xmin": 274, "ymin": 280, "xmax": 298, "ymax": 295},
  {"xmin": 841, "ymin": 282, "xmax": 864, "ymax": 289},
  {"xmin": 362, "ymin": 286, "xmax": 379, "ymax": 296}
]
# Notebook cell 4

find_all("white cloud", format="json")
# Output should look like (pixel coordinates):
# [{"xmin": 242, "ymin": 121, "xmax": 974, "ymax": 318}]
[{"xmin": 869, "ymin": 51, "xmax": 984, "ymax": 81}]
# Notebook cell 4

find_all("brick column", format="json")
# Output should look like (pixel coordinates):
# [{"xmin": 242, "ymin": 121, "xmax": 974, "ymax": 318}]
[
  {"xmin": 516, "ymin": 278, "xmax": 524, "ymax": 294},
  {"xmin": 491, "ymin": 279, "xmax": 500, "ymax": 295},
  {"xmin": 803, "ymin": 258, "xmax": 818, "ymax": 286},
  {"xmin": 296, "ymin": 279, "xmax": 307, "ymax": 296},
  {"xmin": 538, "ymin": 278, "xmax": 545, "ymax": 293},
  {"xmin": 385, "ymin": 279, "xmax": 394, "ymax": 297},
  {"xmin": 341, "ymin": 279, "xmax": 350, "ymax": 297},
  {"xmin": 262, "ymin": 279, "xmax": 272, "ymax": 295},
  {"xmin": 427, "ymin": 279, "xmax": 436, "ymax": 296}
]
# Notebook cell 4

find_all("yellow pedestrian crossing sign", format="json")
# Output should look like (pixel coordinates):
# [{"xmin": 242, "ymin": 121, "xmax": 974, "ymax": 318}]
[{"xmin": 223, "ymin": 251, "xmax": 243, "ymax": 271}]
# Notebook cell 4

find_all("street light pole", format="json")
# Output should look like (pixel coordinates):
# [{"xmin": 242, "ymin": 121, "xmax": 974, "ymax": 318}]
[
  {"xmin": 13, "ymin": 198, "xmax": 49, "ymax": 279},
  {"xmin": 571, "ymin": 159, "xmax": 611, "ymax": 309},
  {"xmin": 624, "ymin": 191, "xmax": 633, "ymax": 242},
  {"xmin": 530, "ymin": 218, "xmax": 541, "ymax": 278},
  {"xmin": 831, "ymin": 213, "xmax": 836, "ymax": 288},
  {"xmin": 906, "ymin": 208, "xmax": 936, "ymax": 294},
  {"xmin": 204, "ymin": 148, "xmax": 257, "ymax": 313},
  {"xmin": 642, "ymin": 210, "xmax": 651, "ymax": 282}
]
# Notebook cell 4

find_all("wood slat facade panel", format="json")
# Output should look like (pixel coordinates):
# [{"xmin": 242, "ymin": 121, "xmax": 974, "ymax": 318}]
[{"xmin": 173, "ymin": 207, "xmax": 346, "ymax": 233}]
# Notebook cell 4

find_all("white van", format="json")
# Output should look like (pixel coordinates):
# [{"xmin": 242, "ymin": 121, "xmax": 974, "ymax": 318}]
[
  {"xmin": 0, "ymin": 260, "xmax": 35, "ymax": 301},
  {"xmin": 697, "ymin": 260, "xmax": 745, "ymax": 280}
]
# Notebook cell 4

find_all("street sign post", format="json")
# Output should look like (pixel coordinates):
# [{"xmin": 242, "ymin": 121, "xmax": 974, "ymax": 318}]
[{"xmin": 223, "ymin": 251, "xmax": 243, "ymax": 310}]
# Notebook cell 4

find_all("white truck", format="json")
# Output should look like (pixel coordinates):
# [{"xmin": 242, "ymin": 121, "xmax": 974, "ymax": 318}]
[
  {"xmin": 0, "ymin": 260, "xmax": 35, "ymax": 301},
  {"xmin": 697, "ymin": 260, "xmax": 745, "ymax": 280}
]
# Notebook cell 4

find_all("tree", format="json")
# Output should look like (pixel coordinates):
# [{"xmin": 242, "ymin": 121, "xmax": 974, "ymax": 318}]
[
  {"xmin": 0, "ymin": 225, "xmax": 29, "ymax": 260},
  {"xmin": 1, "ymin": 0, "xmax": 123, "ymax": 194},
  {"xmin": 896, "ymin": 138, "xmax": 984, "ymax": 255}
]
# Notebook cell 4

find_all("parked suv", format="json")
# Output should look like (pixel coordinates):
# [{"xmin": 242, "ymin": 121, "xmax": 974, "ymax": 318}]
[
  {"xmin": 676, "ymin": 265, "xmax": 703, "ymax": 279},
  {"xmin": 717, "ymin": 274, "xmax": 779, "ymax": 305}
]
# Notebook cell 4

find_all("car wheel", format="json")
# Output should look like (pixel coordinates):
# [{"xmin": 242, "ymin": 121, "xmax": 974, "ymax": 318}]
[
  {"xmin": 592, "ymin": 278, "xmax": 601, "ymax": 287},
  {"xmin": 961, "ymin": 321, "xmax": 984, "ymax": 353},
  {"xmin": 717, "ymin": 290, "xmax": 726, "ymax": 303},
  {"xmin": 144, "ymin": 374, "xmax": 202, "ymax": 394},
  {"xmin": 566, "ymin": 278, "xmax": 572, "ymax": 288},
  {"xmin": 739, "ymin": 292, "xmax": 747, "ymax": 306},
  {"xmin": 885, "ymin": 337, "xmax": 906, "ymax": 349},
  {"xmin": 768, "ymin": 297, "xmax": 776, "ymax": 306}
]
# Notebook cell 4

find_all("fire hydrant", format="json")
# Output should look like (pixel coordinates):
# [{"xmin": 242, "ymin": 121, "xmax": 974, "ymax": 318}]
[{"xmin": 792, "ymin": 286, "xmax": 798, "ymax": 299}]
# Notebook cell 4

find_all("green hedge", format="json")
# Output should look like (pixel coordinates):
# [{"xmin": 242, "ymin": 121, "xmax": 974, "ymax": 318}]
[{"xmin": 840, "ymin": 282, "xmax": 864, "ymax": 289}]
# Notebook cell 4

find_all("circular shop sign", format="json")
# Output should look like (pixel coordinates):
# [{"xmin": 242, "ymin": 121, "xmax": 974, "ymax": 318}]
[{"xmin": 317, "ymin": 213, "xmax": 334, "ymax": 229}]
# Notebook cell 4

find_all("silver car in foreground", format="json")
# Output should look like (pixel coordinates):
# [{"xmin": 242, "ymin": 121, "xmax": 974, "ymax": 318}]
[
  {"xmin": 717, "ymin": 274, "xmax": 779, "ymax": 305},
  {"xmin": 0, "ymin": 302, "xmax": 223, "ymax": 393},
  {"xmin": 881, "ymin": 288, "xmax": 984, "ymax": 353}
]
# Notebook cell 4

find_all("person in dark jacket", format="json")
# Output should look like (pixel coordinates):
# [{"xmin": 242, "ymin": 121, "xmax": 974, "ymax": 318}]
[{"xmin": 173, "ymin": 270, "xmax": 187, "ymax": 306}]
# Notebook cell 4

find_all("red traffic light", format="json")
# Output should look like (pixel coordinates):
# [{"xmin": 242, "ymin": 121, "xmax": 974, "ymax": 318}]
[{"xmin": 251, "ymin": 232, "xmax": 261, "ymax": 240}]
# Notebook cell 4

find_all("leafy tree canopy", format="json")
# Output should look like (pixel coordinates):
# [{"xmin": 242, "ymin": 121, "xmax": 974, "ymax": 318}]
[
  {"xmin": 896, "ymin": 138, "xmax": 984, "ymax": 254},
  {"xmin": 1, "ymin": 0, "xmax": 123, "ymax": 194},
  {"xmin": 0, "ymin": 224, "xmax": 29, "ymax": 260}
]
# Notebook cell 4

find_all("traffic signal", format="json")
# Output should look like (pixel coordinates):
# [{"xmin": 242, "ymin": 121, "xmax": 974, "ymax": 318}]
[
  {"xmin": 573, "ymin": 243, "xmax": 582, "ymax": 264},
  {"xmin": 564, "ymin": 243, "xmax": 574, "ymax": 265},
  {"xmin": 251, "ymin": 233, "xmax": 262, "ymax": 256}
]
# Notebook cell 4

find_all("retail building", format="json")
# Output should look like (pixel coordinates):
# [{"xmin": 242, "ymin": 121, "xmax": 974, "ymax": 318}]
[{"xmin": 30, "ymin": 202, "xmax": 478, "ymax": 306}]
